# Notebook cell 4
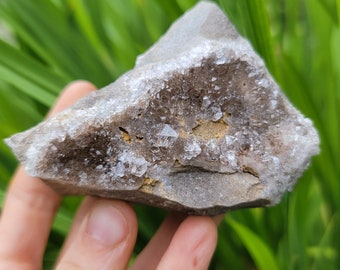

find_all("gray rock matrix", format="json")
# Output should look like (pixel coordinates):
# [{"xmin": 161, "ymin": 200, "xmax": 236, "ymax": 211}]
[{"xmin": 5, "ymin": 1, "xmax": 319, "ymax": 215}]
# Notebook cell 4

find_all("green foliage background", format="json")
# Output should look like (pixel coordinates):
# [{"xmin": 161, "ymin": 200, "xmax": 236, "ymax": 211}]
[{"xmin": 0, "ymin": 0, "xmax": 339, "ymax": 269}]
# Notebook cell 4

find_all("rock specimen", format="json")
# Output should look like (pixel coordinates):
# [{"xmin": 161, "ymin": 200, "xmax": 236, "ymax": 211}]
[{"xmin": 5, "ymin": 1, "xmax": 319, "ymax": 215}]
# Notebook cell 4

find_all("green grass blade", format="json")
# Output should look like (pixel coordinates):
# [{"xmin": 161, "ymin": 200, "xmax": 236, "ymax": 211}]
[
  {"xmin": 0, "ymin": 65, "xmax": 55, "ymax": 106},
  {"xmin": 316, "ymin": 0, "xmax": 339, "ymax": 25},
  {"xmin": 0, "ymin": 188, "xmax": 5, "ymax": 208},
  {"xmin": 227, "ymin": 218, "xmax": 279, "ymax": 270},
  {"xmin": 66, "ymin": 0, "xmax": 117, "ymax": 75},
  {"xmin": 219, "ymin": 0, "xmax": 277, "ymax": 78},
  {"xmin": 0, "ymin": 40, "xmax": 68, "ymax": 94},
  {"xmin": 52, "ymin": 208, "xmax": 74, "ymax": 235},
  {"xmin": 1, "ymin": 0, "xmax": 113, "ymax": 86},
  {"xmin": 176, "ymin": 0, "xmax": 198, "ymax": 11},
  {"xmin": 311, "ymin": 213, "xmax": 338, "ymax": 269}
]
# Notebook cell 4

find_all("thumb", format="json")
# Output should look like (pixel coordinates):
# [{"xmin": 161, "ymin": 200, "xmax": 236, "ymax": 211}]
[{"xmin": 56, "ymin": 197, "xmax": 137, "ymax": 270}]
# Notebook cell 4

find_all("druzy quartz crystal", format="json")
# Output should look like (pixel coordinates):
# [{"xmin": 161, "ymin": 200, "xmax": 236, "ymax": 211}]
[{"xmin": 5, "ymin": 2, "xmax": 319, "ymax": 215}]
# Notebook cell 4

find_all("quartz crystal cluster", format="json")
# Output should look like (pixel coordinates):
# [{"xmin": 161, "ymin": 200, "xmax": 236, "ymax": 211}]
[{"xmin": 5, "ymin": 1, "xmax": 320, "ymax": 215}]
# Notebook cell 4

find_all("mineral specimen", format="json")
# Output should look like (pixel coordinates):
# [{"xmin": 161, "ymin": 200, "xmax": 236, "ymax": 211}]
[{"xmin": 5, "ymin": 1, "xmax": 320, "ymax": 215}]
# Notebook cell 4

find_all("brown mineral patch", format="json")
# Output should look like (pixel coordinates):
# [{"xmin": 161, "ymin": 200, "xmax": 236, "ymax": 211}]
[
  {"xmin": 178, "ymin": 118, "xmax": 186, "ymax": 126},
  {"xmin": 242, "ymin": 166, "xmax": 259, "ymax": 178},
  {"xmin": 192, "ymin": 119, "xmax": 228, "ymax": 140},
  {"xmin": 119, "ymin": 127, "xmax": 132, "ymax": 143},
  {"xmin": 138, "ymin": 177, "xmax": 160, "ymax": 193},
  {"xmin": 179, "ymin": 129, "xmax": 189, "ymax": 138}
]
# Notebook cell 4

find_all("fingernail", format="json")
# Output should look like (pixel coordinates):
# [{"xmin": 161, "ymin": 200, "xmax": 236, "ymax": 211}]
[{"xmin": 86, "ymin": 203, "xmax": 128, "ymax": 247}]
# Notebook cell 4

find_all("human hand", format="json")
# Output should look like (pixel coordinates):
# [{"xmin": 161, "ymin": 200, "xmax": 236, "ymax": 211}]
[{"xmin": 0, "ymin": 81, "xmax": 224, "ymax": 269}]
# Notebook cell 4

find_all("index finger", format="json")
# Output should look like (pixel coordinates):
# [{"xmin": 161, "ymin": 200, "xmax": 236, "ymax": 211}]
[{"xmin": 0, "ymin": 81, "xmax": 96, "ymax": 269}]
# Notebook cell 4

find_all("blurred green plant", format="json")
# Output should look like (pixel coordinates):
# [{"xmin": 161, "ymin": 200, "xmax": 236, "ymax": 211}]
[{"xmin": 0, "ymin": 0, "xmax": 339, "ymax": 269}]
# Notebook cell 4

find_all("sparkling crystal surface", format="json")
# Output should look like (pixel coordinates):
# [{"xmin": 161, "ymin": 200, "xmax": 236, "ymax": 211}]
[{"xmin": 5, "ymin": 2, "xmax": 320, "ymax": 215}]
